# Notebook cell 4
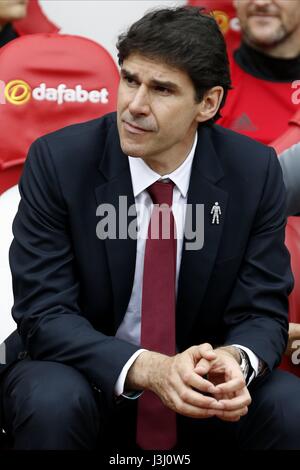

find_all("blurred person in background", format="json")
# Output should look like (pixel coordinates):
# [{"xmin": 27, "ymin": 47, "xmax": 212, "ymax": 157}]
[
  {"xmin": 0, "ymin": 0, "xmax": 28, "ymax": 48},
  {"xmin": 219, "ymin": 0, "xmax": 300, "ymax": 145}
]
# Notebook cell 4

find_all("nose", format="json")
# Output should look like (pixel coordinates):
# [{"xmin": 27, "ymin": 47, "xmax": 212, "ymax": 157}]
[
  {"xmin": 252, "ymin": 0, "xmax": 272, "ymax": 5},
  {"xmin": 128, "ymin": 84, "xmax": 150, "ymax": 116}
]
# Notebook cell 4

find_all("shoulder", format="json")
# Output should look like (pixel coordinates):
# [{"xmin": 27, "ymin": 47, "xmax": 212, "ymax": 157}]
[
  {"xmin": 21, "ymin": 112, "xmax": 119, "ymax": 201},
  {"xmin": 207, "ymin": 125, "xmax": 283, "ymax": 204},
  {"xmin": 28, "ymin": 112, "xmax": 118, "ymax": 168},
  {"xmin": 41, "ymin": 111, "xmax": 117, "ymax": 151},
  {"xmin": 211, "ymin": 124, "xmax": 278, "ymax": 172}
]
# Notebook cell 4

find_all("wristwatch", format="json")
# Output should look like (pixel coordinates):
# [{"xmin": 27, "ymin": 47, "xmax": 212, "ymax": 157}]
[{"xmin": 236, "ymin": 348, "xmax": 250, "ymax": 382}]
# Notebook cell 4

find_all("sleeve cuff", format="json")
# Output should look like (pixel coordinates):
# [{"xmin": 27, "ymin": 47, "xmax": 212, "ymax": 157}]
[{"xmin": 114, "ymin": 349, "xmax": 148, "ymax": 398}]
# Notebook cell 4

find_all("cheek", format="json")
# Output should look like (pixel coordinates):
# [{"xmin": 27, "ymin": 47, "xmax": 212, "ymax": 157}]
[
  {"xmin": 235, "ymin": 5, "xmax": 246, "ymax": 22},
  {"xmin": 160, "ymin": 115, "xmax": 193, "ymax": 140},
  {"xmin": 117, "ymin": 87, "xmax": 125, "ymax": 109},
  {"xmin": 284, "ymin": 12, "xmax": 300, "ymax": 31},
  {"xmin": 117, "ymin": 83, "xmax": 130, "ymax": 108},
  {"xmin": 170, "ymin": 106, "xmax": 197, "ymax": 126}
]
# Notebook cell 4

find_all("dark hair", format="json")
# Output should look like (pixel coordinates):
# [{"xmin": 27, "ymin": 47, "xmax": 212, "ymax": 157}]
[{"xmin": 117, "ymin": 6, "xmax": 231, "ymax": 122}]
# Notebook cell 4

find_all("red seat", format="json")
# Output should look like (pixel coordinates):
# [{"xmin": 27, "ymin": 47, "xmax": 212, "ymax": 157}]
[
  {"xmin": 1, "ymin": 0, "xmax": 59, "ymax": 192},
  {"xmin": 281, "ymin": 219, "xmax": 300, "ymax": 376},
  {"xmin": 271, "ymin": 111, "xmax": 300, "ymax": 377},
  {"xmin": 188, "ymin": 0, "xmax": 241, "ymax": 54},
  {"xmin": 0, "ymin": 33, "xmax": 119, "ymax": 194},
  {"xmin": 272, "ymin": 109, "xmax": 300, "ymax": 156},
  {"xmin": 12, "ymin": 0, "xmax": 59, "ymax": 35}
]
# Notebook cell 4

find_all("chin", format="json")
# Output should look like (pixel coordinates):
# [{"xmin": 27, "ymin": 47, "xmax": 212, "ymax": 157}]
[
  {"xmin": 249, "ymin": 21, "xmax": 281, "ymax": 40},
  {"xmin": 253, "ymin": 34, "xmax": 283, "ymax": 47},
  {"xmin": 6, "ymin": 8, "xmax": 27, "ymax": 21},
  {"xmin": 120, "ymin": 141, "xmax": 143, "ymax": 158}
]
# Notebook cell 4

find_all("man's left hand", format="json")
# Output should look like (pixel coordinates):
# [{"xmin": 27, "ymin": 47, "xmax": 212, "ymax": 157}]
[{"xmin": 194, "ymin": 347, "xmax": 252, "ymax": 422}]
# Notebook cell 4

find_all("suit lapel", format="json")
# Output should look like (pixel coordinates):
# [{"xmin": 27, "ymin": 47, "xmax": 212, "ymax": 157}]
[
  {"xmin": 176, "ymin": 125, "xmax": 228, "ymax": 347},
  {"xmin": 95, "ymin": 124, "xmax": 137, "ymax": 329}
]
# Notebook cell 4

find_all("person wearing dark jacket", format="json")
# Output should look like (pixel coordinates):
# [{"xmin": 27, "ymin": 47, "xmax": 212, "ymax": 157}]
[{"xmin": 1, "ymin": 6, "xmax": 300, "ymax": 451}]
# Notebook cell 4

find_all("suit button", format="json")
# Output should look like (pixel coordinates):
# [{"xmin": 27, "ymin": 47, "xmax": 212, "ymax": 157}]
[{"xmin": 18, "ymin": 351, "xmax": 28, "ymax": 360}]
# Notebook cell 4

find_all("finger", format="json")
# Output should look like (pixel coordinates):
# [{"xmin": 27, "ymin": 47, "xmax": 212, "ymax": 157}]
[
  {"xmin": 194, "ymin": 357, "xmax": 212, "ymax": 376},
  {"xmin": 183, "ymin": 370, "xmax": 219, "ymax": 394},
  {"xmin": 214, "ymin": 377, "xmax": 245, "ymax": 394},
  {"xmin": 171, "ymin": 395, "xmax": 224, "ymax": 419},
  {"xmin": 179, "ymin": 404, "xmax": 220, "ymax": 419},
  {"xmin": 218, "ymin": 392, "xmax": 252, "ymax": 411},
  {"xmin": 213, "ymin": 390, "xmax": 235, "ymax": 401},
  {"xmin": 177, "ymin": 386, "xmax": 225, "ymax": 410},
  {"xmin": 210, "ymin": 406, "xmax": 249, "ymax": 422},
  {"xmin": 196, "ymin": 344, "xmax": 217, "ymax": 360},
  {"xmin": 198, "ymin": 343, "xmax": 214, "ymax": 353}
]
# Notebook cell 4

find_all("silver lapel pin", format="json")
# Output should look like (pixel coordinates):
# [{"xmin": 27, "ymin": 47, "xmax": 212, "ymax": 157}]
[{"xmin": 211, "ymin": 202, "xmax": 221, "ymax": 224}]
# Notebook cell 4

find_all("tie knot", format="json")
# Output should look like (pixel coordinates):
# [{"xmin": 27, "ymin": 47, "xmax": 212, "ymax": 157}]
[{"xmin": 147, "ymin": 180, "xmax": 174, "ymax": 206}]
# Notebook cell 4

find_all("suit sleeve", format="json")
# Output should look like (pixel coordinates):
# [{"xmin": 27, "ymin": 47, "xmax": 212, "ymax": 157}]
[
  {"xmin": 223, "ymin": 147, "xmax": 294, "ymax": 370},
  {"xmin": 279, "ymin": 142, "xmax": 300, "ymax": 216},
  {"xmin": 9, "ymin": 137, "xmax": 139, "ymax": 406}
]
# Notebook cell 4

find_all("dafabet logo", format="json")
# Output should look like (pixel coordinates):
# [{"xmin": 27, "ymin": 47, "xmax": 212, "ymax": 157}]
[
  {"xmin": 0, "ymin": 80, "xmax": 109, "ymax": 105},
  {"xmin": 0, "ymin": 79, "xmax": 31, "ymax": 105}
]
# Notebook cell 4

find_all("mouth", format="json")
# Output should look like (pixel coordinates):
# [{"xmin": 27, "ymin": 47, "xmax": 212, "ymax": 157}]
[
  {"xmin": 249, "ymin": 12, "xmax": 278, "ymax": 19},
  {"xmin": 9, "ymin": 0, "xmax": 27, "ymax": 4},
  {"xmin": 123, "ymin": 121, "xmax": 152, "ymax": 134}
]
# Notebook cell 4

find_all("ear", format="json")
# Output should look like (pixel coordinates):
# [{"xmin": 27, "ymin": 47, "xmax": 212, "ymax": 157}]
[{"xmin": 196, "ymin": 86, "xmax": 224, "ymax": 123}]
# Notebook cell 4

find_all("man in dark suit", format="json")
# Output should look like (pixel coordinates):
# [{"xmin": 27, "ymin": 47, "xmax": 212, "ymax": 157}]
[{"xmin": 1, "ymin": 6, "xmax": 300, "ymax": 450}]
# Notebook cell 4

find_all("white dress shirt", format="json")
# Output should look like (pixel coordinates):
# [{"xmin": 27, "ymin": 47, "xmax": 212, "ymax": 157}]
[{"xmin": 114, "ymin": 133, "xmax": 258, "ymax": 396}]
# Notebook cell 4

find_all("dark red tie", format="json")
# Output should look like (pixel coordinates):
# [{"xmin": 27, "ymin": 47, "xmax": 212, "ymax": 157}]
[{"xmin": 136, "ymin": 180, "xmax": 177, "ymax": 450}]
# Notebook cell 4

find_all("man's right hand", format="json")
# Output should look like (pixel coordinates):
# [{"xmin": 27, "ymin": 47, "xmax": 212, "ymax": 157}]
[{"xmin": 125, "ymin": 343, "xmax": 225, "ymax": 418}]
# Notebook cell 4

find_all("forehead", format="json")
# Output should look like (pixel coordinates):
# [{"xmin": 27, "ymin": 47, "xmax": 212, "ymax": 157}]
[{"xmin": 121, "ymin": 53, "xmax": 193, "ymax": 89}]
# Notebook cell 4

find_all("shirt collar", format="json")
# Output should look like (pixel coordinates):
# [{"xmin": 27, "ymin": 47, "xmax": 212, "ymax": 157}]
[{"xmin": 128, "ymin": 132, "xmax": 197, "ymax": 198}]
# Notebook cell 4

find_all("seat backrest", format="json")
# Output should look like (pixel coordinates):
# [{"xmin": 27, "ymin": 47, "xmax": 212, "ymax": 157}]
[
  {"xmin": 271, "ymin": 111, "xmax": 300, "ymax": 377},
  {"xmin": 188, "ymin": 0, "xmax": 241, "ymax": 54},
  {"xmin": 285, "ymin": 220, "xmax": 300, "ymax": 325},
  {"xmin": 0, "ymin": 33, "xmax": 120, "ymax": 194},
  {"xmin": 12, "ymin": 0, "xmax": 59, "ymax": 35},
  {"xmin": 272, "ymin": 109, "xmax": 300, "ymax": 155},
  {"xmin": 280, "ymin": 218, "xmax": 300, "ymax": 376}
]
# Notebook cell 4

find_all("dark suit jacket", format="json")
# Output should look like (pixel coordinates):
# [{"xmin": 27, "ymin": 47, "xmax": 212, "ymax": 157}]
[{"xmin": 4, "ymin": 112, "xmax": 293, "ymax": 406}]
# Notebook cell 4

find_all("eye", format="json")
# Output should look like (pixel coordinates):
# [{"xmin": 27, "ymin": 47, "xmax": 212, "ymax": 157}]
[
  {"xmin": 154, "ymin": 85, "xmax": 172, "ymax": 95},
  {"xmin": 123, "ymin": 75, "xmax": 137, "ymax": 87}
]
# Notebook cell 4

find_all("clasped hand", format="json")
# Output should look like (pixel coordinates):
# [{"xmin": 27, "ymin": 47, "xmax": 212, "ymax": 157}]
[{"xmin": 142, "ymin": 343, "xmax": 252, "ymax": 422}]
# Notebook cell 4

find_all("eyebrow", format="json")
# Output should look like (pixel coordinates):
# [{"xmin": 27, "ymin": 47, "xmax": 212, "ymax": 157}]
[{"xmin": 121, "ymin": 68, "xmax": 179, "ymax": 91}]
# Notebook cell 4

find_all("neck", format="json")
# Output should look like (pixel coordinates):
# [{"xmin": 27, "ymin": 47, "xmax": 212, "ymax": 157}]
[
  {"xmin": 245, "ymin": 33, "xmax": 300, "ymax": 59},
  {"xmin": 142, "ymin": 130, "xmax": 197, "ymax": 176},
  {"xmin": 235, "ymin": 42, "xmax": 300, "ymax": 82}
]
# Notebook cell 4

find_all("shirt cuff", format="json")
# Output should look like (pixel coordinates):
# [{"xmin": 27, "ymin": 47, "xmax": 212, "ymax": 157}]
[
  {"xmin": 114, "ymin": 349, "xmax": 148, "ymax": 398},
  {"xmin": 232, "ymin": 344, "xmax": 259, "ymax": 384}
]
